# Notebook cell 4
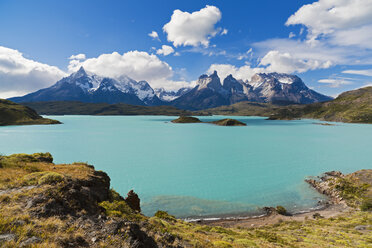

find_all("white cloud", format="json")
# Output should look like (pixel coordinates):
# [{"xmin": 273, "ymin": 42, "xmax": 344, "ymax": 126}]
[
  {"xmin": 288, "ymin": 32, "xmax": 296, "ymax": 38},
  {"xmin": 148, "ymin": 31, "xmax": 160, "ymax": 41},
  {"xmin": 156, "ymin": 45, "xmax": 175, "ymax": 56},
  {"xmin": 0, "ymin": 46, "xmax": 66, "ymax": 98},
  {"xmin": 207, "ymin": 64, "xmax": 264, "ymax": 82},
  {"xmin": 163, "ymin": 5, "xmax": 222, "ymax": 47},
  {"xmin": 361, "ymin": 82, "xmax": 372, "ymax": 88},
  {"xmin": 221, "ymin": 28, "xmax": 228, "ymax": 35},
  {"xmin": 69, "ymin": 53, "xmax": 86, "ymax": 60},
  {"xmin": 260, "ymin": 50, "xmax": 332, "ymax": 74},
  {"xmin": 68, "ymin": 50, "xmax": 192, "ymax": 90},
  {"xmin": 286, "ymin": 0, "xmax": 372, "ymax": 48},
  {"xmin": 329, "ymin": 24, "xmax": 372, "ymax": 49},
  {"xmin": 318, "ymin": 78, "xmax": 353, "ymax": 88},
  {"xmin": 342, "ymin": 69, "xmax": 372, "ymax": 77}
]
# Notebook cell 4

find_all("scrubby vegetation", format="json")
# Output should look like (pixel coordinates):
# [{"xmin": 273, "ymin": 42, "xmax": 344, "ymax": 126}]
[
  {"xmin": 0, "ymin": 99, "xmax": 60, "ymax": 126},
  {"xmin": 0, "ymin": 152, "xmax": 371, "ymax": 247}
]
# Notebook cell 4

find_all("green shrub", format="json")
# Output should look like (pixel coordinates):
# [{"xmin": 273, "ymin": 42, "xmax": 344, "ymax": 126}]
[
  {"xmin": 38, "ymin": 172, "xmax": 64, "ymax": 185},
  {"xmin": 212, "ymin": 241, "xmax": 233, "ymax": 248},
  {"xmin": 360, "ymin": 198, "xmax": 372, "ymax": 211},
  {"xmin": 22, "ymin": 172, "xmax": 64, "ymax": 185},
  {"xmin": 276, "ymin": 206, "xmax": 288, "ymax": 215},
  {"xmin": 154, "ymin": 210, "xmax": 176, "ymax": 222},
  {"xmin": 99, "ymin": 200, "xmax": 135, "ymax": 218},
  {"xmin": 108, "ymin": 189, "xmax": 124, "ymax": 202},
  {"xmin": 313, "ymin": 213, "xmax": 324, "ymax": 219}
]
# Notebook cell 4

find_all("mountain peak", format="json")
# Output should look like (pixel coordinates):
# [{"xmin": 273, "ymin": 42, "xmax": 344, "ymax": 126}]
[
  {"xmin": 211, "ymin": 70, "xmax": 218, "ymax": 77},
  {"xmin": 71, "ymin": 66, "xmax": 87, "ymax": 78}
]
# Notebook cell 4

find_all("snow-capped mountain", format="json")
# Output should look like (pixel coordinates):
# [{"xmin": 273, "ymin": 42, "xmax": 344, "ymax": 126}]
[
  {"xmin": 154, "ymin": 87, "xmax": 192, "ymax": 102},
  {"xmin": 171, "ymin": 71, "xmax": 332, "ymax": 110},
  {"xmin": 9, "ymin": 67, "xmax": 164, "ymax": 106}
]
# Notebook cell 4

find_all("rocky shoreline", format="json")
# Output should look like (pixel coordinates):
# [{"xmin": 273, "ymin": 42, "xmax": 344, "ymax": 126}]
[
  {"xmin": 305, "ymin": 171, "xmax": 346, "ymax": 205},
  {"xmin": 195, "ymin": 171, "xmax": 352, "ymax": 227},
  {"xmin": 1, "ymin": 154, "xmax": 371, "ymax": 247}
]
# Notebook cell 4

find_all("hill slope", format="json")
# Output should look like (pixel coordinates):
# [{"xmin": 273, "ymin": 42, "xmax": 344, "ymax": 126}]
[
  {"xmin": 0, "ymin": 99, "xmax": 60, "ymax": 126},
  {"xmin": 205, "ymin": 87, "xmax": 372, "ymax": 124},
  {"xmin": 22, "ymin": 101, "xmax": 194, "ymax": 116}
]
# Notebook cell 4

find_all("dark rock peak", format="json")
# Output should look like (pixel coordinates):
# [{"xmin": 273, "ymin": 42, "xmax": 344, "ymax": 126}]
[{"xmin": 125, "ymin": 190, "xmax": 141, "ymax": 212}]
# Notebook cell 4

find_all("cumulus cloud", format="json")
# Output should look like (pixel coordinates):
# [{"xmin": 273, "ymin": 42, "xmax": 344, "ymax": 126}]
[
  {"xmin": 207, "ymin": 64, "xmax": 264, "ymax": 82},
  {"xmin": 221, "ymin": 28, "xmax": 228, "ymax": 35},
  {"xmin": 69, "ymin": 53, "xmax": 86, "ymax": 60},
  {"xmin": 68, "ymin": 50, "xmax": 172, "ymax": 82},
  {"xmin": 0, "ymin": 46, "xmax": 66, "ymax": 98},
  {"xmin": 163, "ymin": 5, "xmax": 222, "ymax": 47},
  {"xmin": 286, "ymin": 0, "xmax": 372, "ymax": 47},
  {"xmin": 260, "ymin": 50, "xmax": 332, "ymax": 74},
  {"xmin": 68, "ymin": 50, "xmax": 191, "ymax": 90},
  {"xmin": 148, "ymin": 31, "xmax": 160, "ymax": 41},
  {"xmin": 156, "ymin": 45, "xmax": 175, "ymax": 56}
]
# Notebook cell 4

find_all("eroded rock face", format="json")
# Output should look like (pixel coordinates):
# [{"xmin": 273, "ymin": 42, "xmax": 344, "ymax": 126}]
[
  {"xmin": 30, "ymin": 170, "xmax": 111, "ymax": 218},
  {"xmin": 125, "ymin": 190, "xmax": 141, "ymax": 212}
]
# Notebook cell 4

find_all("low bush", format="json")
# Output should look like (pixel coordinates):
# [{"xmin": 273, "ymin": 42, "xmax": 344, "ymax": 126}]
[
  {"xmin": 38, "ymin": 172, "xmax": 64, "ymax": 185},
  {"xmin": 276, "ymin": 206, "xmax": 288, "ymax": 215},
  {"xmin": 154, "ymin": 210, "xmax": 177, "ymax": 222},
  {"xmin": 360, "ymin": 198, "xmax": 372, "ymax": 211}
]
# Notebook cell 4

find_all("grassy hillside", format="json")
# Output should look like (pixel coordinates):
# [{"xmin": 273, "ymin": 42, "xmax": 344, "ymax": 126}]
[
  {"xmin": 0, "ymin": 99, "xmax": 60, "ymax": 126},
  {"xmin": 23, "ymin": 101, "xmax": 195, "ymax": 116},
  {"xmin": 0, "ymin": 153, "xmax": 371, "ymax": 247},
  {"xmin": 204, "ymin": 87, "xmax": 372, "ymax": 124}
]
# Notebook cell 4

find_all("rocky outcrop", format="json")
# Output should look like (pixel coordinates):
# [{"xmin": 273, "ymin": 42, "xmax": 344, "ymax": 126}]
[
  {"xmin": 30, "ymin": 169, "xmax": 111, "ymax": 218},
  {"xmin": 305, "ymin": 171, "xmax": 345, "ymax": 204},
  {"xmin": 125, "ymin": 190, "xmax": 141, "ymax": 212}
]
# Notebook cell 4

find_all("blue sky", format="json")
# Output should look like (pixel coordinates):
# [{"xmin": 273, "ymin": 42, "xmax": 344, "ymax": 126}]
[{"xmin": 1, "ymin": 0, "xmax": 372, "ymax": 98}]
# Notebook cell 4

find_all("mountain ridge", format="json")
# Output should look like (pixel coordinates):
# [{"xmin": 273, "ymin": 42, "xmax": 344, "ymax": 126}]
[
  {"xmin": 171, "ymin": 71, "xmax": 332, "ymax": 110},
  {"xmin": 9, "ymin": 67, "xmax": 164, "ymax": 106}
]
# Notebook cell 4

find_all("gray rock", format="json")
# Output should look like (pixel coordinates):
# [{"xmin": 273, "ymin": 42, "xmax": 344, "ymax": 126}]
[
  {"xmin": 355, "ymin": 225, "xmax": 371, "ymax": 231},
  {"xmin": 20, "ymin": 236, "xmax": 41, "ymax": 247},
  {"xmin": 0, "ymin": 233, "xmax": 16, "ymax": 242}
]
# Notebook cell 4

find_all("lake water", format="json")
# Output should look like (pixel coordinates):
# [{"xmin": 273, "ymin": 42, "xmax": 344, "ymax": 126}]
[{"xmin": 0, "ymin": 116, "xmax": 371, "ymax": 218}]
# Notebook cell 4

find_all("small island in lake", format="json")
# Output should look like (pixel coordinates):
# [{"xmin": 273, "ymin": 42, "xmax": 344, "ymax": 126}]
[
  {"xmin": 171, "ymin": 116, "xmax": 247, "ymax": 126},
  {"xmin": 171, "ymin": 116, "xmax": 202, "ymax": 123},
  {"xmin": 211, "ymin": 118, "xmax": 246, "ymax": 126}
]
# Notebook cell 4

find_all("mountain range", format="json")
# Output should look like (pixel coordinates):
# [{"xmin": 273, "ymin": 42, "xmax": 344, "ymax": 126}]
[
  {"xmin": 172, "ymin": 71, "xmax": 332, "ymax": 110},
  {"xmin": 9, "ymin": 67, "xmax": 163, "ymax": 106},
  {"xmin": 9, "ymin": 67, "xmax": 332, "ymax": 110}
]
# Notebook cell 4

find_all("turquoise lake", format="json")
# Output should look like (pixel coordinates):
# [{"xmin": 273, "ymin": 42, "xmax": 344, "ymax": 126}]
[{"xmin": 1, "ymin": 116, "xmax": 371, "ymax": 218}]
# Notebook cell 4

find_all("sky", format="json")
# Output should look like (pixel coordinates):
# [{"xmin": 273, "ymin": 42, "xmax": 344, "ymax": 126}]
[{"xmin": 1, "ymin": 0, "xmax": 372, "ymax": 98}]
